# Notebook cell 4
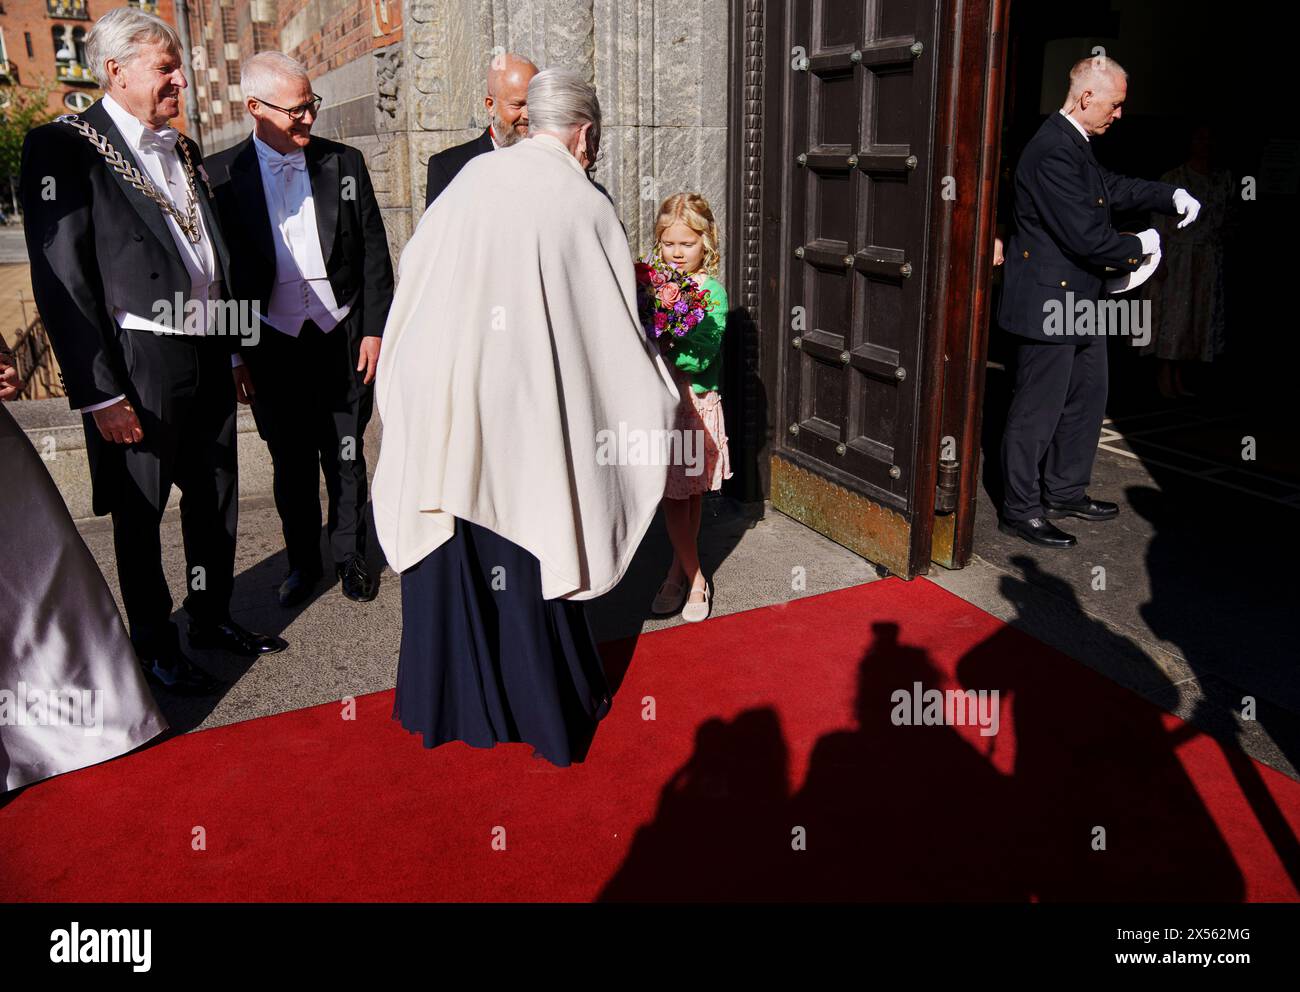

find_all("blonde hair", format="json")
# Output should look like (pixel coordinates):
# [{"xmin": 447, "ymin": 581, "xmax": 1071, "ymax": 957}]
[{"xmin": 653, "ymin": 193, "xmax": 720, "ymax": 277}]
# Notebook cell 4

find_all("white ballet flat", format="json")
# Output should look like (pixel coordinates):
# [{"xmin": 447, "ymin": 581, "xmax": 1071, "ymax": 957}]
[
  {"xmin": 680, "ymin": 582, "xmax": 711, "ymax": 623},
  {"xmin": 651, "ymin": 578, "xmax": 688, "ymax": 616}
]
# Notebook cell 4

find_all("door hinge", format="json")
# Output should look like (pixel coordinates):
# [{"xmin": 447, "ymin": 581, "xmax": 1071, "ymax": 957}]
[{"xmin": 935, "ymin": 458, "xmax": 959, "ymax": 514}]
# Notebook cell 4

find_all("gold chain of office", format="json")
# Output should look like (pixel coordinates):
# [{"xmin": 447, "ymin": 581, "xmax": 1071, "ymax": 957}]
[{"xmin": 58, "ymin": 114, "xmax": 204, "ymax": 244}]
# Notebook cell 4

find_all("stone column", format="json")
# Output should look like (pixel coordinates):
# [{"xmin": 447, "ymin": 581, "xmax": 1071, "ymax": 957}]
[{"xmin": 400, "ymin": 0, "xmax": 728, "ymax": 259}]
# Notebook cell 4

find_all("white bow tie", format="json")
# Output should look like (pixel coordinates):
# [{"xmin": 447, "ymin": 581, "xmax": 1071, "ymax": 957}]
[
  {"xmin": 139, "ymin": 127, "xmax": 179, "ymax": 153},
  {"xmin": 266, "ymin": 151, "xmax": 306, "ymax": 176}
]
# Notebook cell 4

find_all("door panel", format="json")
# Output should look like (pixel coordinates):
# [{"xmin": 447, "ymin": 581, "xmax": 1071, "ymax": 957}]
[{"xmin": 772, "ymin": 0, "xmax": 941, "ymax": 575}]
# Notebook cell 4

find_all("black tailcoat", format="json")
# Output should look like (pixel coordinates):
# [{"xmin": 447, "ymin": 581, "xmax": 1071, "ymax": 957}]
[
  {"xmin": 205, "ymin": 133, "xmax": 394, "ymax": 571},
  {"xmin": 424, "ymin": 129, "xmax": 494, "ymax": 209},
  {"xmin": 21, "ymin": 98, "xmax": 241, "ymax": 646}
]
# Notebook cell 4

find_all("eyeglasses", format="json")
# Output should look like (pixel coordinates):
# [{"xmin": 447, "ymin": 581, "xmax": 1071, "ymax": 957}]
[{"xmin": 255, "ymin": 94, "xmax": 323, "ymax": 122}]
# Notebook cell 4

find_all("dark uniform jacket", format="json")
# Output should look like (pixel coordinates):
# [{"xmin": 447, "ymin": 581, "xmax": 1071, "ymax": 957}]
[{"xmin": 998, "ymin": 111, "xmax": 1177, "ymax": 341}]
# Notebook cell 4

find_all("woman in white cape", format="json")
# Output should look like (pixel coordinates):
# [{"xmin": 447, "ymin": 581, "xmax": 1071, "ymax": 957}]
[{"xmin": 372, "ymin": 69, "xmax": 678, "ymax": 767}]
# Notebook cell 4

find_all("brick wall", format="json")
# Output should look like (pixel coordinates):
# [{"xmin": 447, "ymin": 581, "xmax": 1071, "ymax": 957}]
[
  {"xmin": 1, "ymin": 0, "xmax": 181, "ymax": 119},
  {"xmin": 276, "ymin": 0, "xmax": 401, "ymax": 78},
  {"xmin": 177, "ymin": 1, "xmax": 403, "ymax": 153}
]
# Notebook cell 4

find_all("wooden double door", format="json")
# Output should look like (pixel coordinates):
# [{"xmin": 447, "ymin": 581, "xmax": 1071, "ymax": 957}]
[{"xmin": 727, "ymin": 0, "xmax": 1010, "ymax": 577}]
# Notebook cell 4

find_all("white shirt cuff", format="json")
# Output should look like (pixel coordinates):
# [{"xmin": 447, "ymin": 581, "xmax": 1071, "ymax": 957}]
[{"xmin": 79, "ymin": 394, "xmax": 126, "ymax": 413}]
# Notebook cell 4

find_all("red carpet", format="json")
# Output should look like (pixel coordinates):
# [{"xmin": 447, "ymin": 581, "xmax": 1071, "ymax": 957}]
[{"xmin": 2, "ymin": 578, "xmax": 1297, "ymax": 901}]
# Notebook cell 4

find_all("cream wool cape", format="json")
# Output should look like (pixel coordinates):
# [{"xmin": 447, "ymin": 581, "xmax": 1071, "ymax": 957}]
[{"xmin": 372, "ymin": 133, "xmax": 679, "ymax": 600}]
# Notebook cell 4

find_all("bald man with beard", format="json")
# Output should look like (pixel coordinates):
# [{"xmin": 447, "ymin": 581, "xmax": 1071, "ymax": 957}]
[{"xmin": 424, "ymin": 53, "xmax": 538, "ymax": 208}]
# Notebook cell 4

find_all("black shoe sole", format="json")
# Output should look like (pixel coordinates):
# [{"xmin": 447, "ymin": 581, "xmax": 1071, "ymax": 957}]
[
  {"xmin": 277, "ymin": 572, "xmax": 325, "ymax": 608},
  {"xmin": 1043, "ymin": 507, "xmax": 1118, "ymax": 521},
  {"xmin": 278, "ymin": 589, "xmax": 317, "ymax": 608},
  {"xmin": 140, "ymin": 665, "xmax": 224, "ymax": 696},
  {"xmin": 339, "ymin": 585, "xmax": 378, "ymax": 603},
  {"xmin": 187, "ymin": 629, "xmax": 288, "ymax": 656},
  {"xmin": 997, "ymin": 520, "xmax": 1077, "ymax": 548},
  {"xmin": 336, "ymin": 561, "xmax": 377, "ymax": 602}
]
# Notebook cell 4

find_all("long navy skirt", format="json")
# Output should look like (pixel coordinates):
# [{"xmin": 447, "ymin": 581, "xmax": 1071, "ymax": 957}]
[{"xmin": 393, "ymin": 516, "xmax": 612, "ymax": 767}]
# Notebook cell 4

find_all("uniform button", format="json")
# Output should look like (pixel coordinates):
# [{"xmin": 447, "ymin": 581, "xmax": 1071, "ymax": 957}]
[
  {"xmin": 1097, "ymin": 197, "xmax": 1104, "ymax": 205},
  {"xmin": 1059, "ymin": 280, "xmax": 1067, "ymax": 287},
  {"xmin": 150, "ymin": 272, "xmax": 159, "ymax": 279},
  {"xmin": 132, "ymin": 233, "xmax": 143, "ymax": 242},
  {"xmin": 1022, "ymin": 250, "xmax": 1030, "ymax": 258},
  {"xmin": 1128, "ymin": 258, "xmax": 1137, "ymax": 264}
]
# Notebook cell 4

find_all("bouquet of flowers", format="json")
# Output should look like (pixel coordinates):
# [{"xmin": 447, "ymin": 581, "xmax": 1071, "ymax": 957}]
[{"xmin": 634, "ymin": 254, "xmax": 711, "ymax": 345}]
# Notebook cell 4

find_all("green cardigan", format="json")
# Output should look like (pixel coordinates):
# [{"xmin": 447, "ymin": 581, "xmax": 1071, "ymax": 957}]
[{"xmin": 667, "ymin": 273, "xmax": 727, "ymax": 395}]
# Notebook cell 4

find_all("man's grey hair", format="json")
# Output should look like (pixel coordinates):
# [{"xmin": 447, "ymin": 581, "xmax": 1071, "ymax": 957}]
[
  {"xmin": 240, "ymin": 51, "xmax": 310, "ymax": 103},
  {"xmin": 526, "ymin": 68, "xmax": 601, "ymax": 156},
  {"xmin": 1067, "ymin": 54, "xmax": 1127, "ymax": 100},
  {"xmin": 85, "ymin": 6, "xmax": 182, "ymax": 89}
]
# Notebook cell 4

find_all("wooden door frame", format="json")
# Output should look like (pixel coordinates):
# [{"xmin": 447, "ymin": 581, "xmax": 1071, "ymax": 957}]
[
  {"xmin": 725, "ymin": 0, "xmax": 1012, "ymax": 574},
  {"xmin": 927, "ymin": 0, "xmax": 1013, "ymax": 569}
]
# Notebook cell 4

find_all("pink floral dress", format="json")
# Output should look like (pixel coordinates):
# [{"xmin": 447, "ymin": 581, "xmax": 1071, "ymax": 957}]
[{"xmin": 662, "ymin": 272, "xmax": 732, "ymax": 498}]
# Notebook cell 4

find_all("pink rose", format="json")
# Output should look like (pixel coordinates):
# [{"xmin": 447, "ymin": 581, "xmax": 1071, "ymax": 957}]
[
  {"xmin": 657, "ymin": 282, "xmax": 681, "ymax": 305},
  {"xmin": 650, "ymin": 269, "xmax": 668, "ymax": 287}
]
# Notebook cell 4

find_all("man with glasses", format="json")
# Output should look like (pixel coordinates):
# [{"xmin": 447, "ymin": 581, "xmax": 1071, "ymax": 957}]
[{"xmin": 207, "ymin": 52, "xmax": 395, "ymax": 607}]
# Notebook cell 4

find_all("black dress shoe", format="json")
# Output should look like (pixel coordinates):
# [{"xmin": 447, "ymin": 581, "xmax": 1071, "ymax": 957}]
[
  {"xmin": 998, "ymin": 516, "xmax": 1077, "ymax": 548},
  {"xmin": 277, "ymin": 568, "xmax": 322, "ymax": 608},
  {"xmin": 337, "ymin": 554, "xmax": 377, "ymax": 602},
  {"xmin": 139, "ymin": 653, "xmax": 224, "ymax": 696},
  {"xmin": 1043, "ymin": 495, "xmax": 1119, "ymax": 521},
  {"xmin": 187, "ymin": 619, "xmax": 288, "ymax": 656}
]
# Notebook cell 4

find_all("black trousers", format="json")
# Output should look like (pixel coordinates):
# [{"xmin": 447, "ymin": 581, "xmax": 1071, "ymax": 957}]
[
  {"xmin": 89, "ymin": 331, "xmax": 238, "ymax": 657},
  {"xmin": 246, "ymin": 318, "xmax": 373, "ymax": 574},
  {"xmin": 1000, "ymin": 335, "xmax": 1108, "ymax": 522}
]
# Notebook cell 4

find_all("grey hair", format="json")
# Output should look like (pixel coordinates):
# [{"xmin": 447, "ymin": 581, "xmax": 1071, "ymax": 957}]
[
  {"xmin": 85, "ymin": 6, "xmax": 181, "ymax": 89},
  {"xmin": 240, "ymin": 51, "xmax": 310, "ymax": 102},
  {"xmin": 1067, "ymin": 54, "xmax": 1127, "ymax": 100},
  {"xmin": 526, "ymin": 68, "xmax": 601, "ymax": 155}
]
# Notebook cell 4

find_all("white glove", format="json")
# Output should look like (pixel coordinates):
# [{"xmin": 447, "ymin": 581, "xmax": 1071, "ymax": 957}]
[
  {"xmin": 1136, "ymin": 228, "xmax": 1161, "ymax": 256},
  {"xmin": 1172, "ymin": 188, "xmax": 1201, "ymax": 228}
]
